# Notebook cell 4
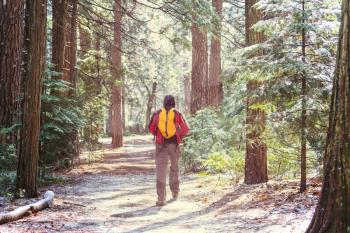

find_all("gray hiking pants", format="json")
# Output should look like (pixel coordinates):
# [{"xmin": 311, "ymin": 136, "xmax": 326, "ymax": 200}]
[{"xmin": 155, "ymin": 143, "xmax": 180, "ymax": 202}]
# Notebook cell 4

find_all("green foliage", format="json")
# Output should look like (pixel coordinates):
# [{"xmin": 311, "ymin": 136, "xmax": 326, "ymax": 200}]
[
  {"xmin": 81, "ymin": 94, "xmax": 106, "ymax": 150},
  {"xmin": 78, "ymin": 50, "xmax": 110, "ymax": 154},
  {"xmin": 204, "ymin": 151, "xmax": 245, "ymax": 180},
  {"xmin": 40, "ymin": 68, "xmax": 85, "ymax": 171},
  {"xmin": 182, "ymin": 109, "xmax": 229, "ymax": 172},
  {"xmin": 0, "ymin": 144, "xmax": 17, "ymax": 196},
  {"xmin": 0, "ymin": 144, "xmax": 17, "ymax": 171},
  {"xmin": 39, "ymin": 175, "xmax": 65, "ymax": 187},
  {"xmin": 182, "ymin": 104, "xmax": 245, "ymax": 173}
]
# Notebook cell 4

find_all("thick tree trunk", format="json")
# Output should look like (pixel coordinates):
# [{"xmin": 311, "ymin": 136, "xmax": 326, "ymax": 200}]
[
  {"xmin": 17, "ymin": 0, "xmax": 47, "ymax": 198},
  {"xmin": 244, "ymin": 0, "xmax": 268, "ymax": 184},
  {"xmin": 111, "ymin": 0, "xmax": 123, "ymax": 148},
  {"xmin": 208, "ymin": 0, "xmax": 223, "ymax": 107},
  {"xmin": 0, "ymin": 0, "xmax": 23, "ymax": 144},
  {"xmin": 0, "ymin": 191, "xmax": 54, "ymax": 225},
  {"xmin": 65, "ymin": 0, "xmax": 78, "ymax": 89},
  {"xmin": 65, "ymin": 0, "xmax": 79, "ymax": 157},
  {"xmin": 306, "ymin": 0, "xmax": 350, "ymax": 232},
  {"xmin": 299, "ymin": 0, "xmax": 307, "ymax": 193},
  {"xmin": 52, "ymin": 0, "xmax": 77, "ymax": 94},
  {"xmin": 51, "ymin": 0, "xmax": 67, "ymax": 82},
  {"xmin": 191, "ymin": 2, "xmax": 208, "ymax": 114},
  {"xmin": 145, "ymin": 82, "xmax": 157, "ymax": 132}
]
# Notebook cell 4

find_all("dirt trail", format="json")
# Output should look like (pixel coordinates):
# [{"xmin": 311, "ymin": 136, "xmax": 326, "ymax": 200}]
[{"xmin": 0, "ymin": 136, "xmax": 319, "ymax": 233}]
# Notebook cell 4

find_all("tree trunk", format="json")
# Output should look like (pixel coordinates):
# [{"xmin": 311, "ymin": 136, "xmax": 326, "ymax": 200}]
[
  {"xmin": 111, "ymin": 0, "xmax": 123, "ymax": 148},
  {"xmin": 306, "ymin": 0, "xmax": 350, "ymax": 232},
  {"xmin": 191, "ymin": 2, "xmax": 208, "ymax": 114},
  {"xmin": 145, "ymin": 82, "xmax": 157, "ymax": 132},
  {"xmin": 208, "ymin": 0, "xmax": 223, "ymax": 107},
  {"xmin": 66, "ymin": 0, "xmax": 79, "ymax": 157},
  {"xmin": 0, "ymin": 191, "xmax": 54, "ymax": 225},
  {"xmin": 0, "ymin": 0, "xmax": 23, "ymax": 144},
  {"xmin": 300, "ymin": 0, "xmax": 307, "ymax": 193},
  {"xmin": 65, "ymin": 0, "xmax": 78, "ymax": 89},
  {"xmin": 122, "ymin": 81, "xmax": 126, "ymax": 132},
  {"xmin": 244, "ymin": 0, "xmax": 268, "ymax": 184},
  {"xmin": 106, "ymin": 105, "xmax": 113, "ymax": 137},
  {"xmin": 184, "ymin": 74, "xmax": 191, "ymax": 115},
  {"xmin": 17, "ymin": 0, "xmax": 47, "ymax": 198},
  {"xmin": 51, "ymin": 0, "xmax": 67, "ymax": 82}
]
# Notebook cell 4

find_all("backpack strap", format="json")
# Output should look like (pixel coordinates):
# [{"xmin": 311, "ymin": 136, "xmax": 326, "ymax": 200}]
[{"xmin": 173, "ymin": 109, "xmax": 180, "ymax": 132}]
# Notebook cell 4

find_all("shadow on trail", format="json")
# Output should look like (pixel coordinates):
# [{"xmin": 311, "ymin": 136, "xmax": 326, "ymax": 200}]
[
  {"xmin": 90, "ymin": 186, "xmax": 154, "ymax": 202},
  {"xmin": 110, "ymin": 205, "xmax": 163, "ymax": 218},
  {"xmin": 75, "ymin": 139, "xmax": 156, "ymax": 177},
  {"xmin": 120, "ymin": 185, "xmax": 254, "ymax": 233}
]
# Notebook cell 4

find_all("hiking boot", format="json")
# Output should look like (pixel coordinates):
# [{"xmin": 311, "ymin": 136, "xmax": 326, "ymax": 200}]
[{"xmin": 156, "ymin": 201, "xmax": 165, "ymax": 206}]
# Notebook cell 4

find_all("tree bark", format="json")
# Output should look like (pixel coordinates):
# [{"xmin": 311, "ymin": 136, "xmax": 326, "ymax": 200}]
[
  {"xmin": 111, "ymin": 0, "xmax": 123, "ymax": 148},
  {"xmin": 0, "ymin": 191, "xmax": 54, "ymax": 225},
  {"xmin": 184, "ymin": 74, "xmax": 191, "ymax": 114},
  {"xmin": 306, "ymin": 0, "xmax": 350, "ymax": 232},
  {"xmin": 300, "ymin": 0, "xmax": 307, "ymax": 193},
  {"xmin": 66, "ymin": 0, "xmax": 79, "ymax": 157},
  {"xmin": 145, "ymin": 82, "xmax": 157, "ymax": 132},
  {"xmin": 51, "ymin": 0, "xmax": 67, "ymax": 82},
  {"xmin": 17, "ymin": 0, "xmax": 47, "ymax": 198},
  {"xmin": 208, "ymin": 0, "xmax": 223, "ymax": 107},
  {"xmin": 244, "ymin": 0, "xmax": 268, "ymax": 184},
  {"xmin": 65, "ymin": 0, "xmax": 78, "ymax": 89},
  {"xmin": 191, "ymin": 1, "xmax": 208, "ymax": 114},
  {"xmin": 0, "ymin": 0, "xmax": 23, "ymax": 144}
]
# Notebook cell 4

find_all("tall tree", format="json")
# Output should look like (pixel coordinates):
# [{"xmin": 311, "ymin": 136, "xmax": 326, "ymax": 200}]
[
  {"xmin": 244, "ymin": 0, "xmax": 268, "ymax": 184},
  {"xmin": 17, "ymin": 0, "xmax": 47, "ymax": 197},
  {"xmin": 191, "ymin": 1, "xmax": 208, "ymax": 114},
  {"xmin": 52, "ymin": 0, "xmax": 77, "ymax": 88},
  {"xmin": 111, "ymin": 0, "xmax": 123, "ymax": 148},
  {"xmin": 306, "ymin": 0, "xmax": 350, "ymax": 231},
  {"xmin": 66, "ymin": 0, "xmax": 79, "ymax": 156},
  {"xmin": 65, "ymin": 0, "xmax": 78, "ymax": 90},
  {"xmin": 0, "ymin": 0, "xmax": 23, "ymax": 144},
  {"xmin": 299, "ymin": 0, "xmax": 307, "ymax": 193},
  {"xmin": 208, "ymin": 0, "xmax": 223, "ymax": 107},
  {"xmin": 51, "ymin": 0, "xmax": 67, "ymax": 83}
]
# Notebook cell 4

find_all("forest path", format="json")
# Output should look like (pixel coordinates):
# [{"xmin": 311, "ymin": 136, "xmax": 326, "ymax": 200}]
[{"xmin": 1, "ymin": 135, "xmax": 318, "ymax": 233}]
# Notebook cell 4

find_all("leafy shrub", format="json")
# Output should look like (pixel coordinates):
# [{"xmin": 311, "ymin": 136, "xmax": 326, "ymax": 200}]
[
  {"xmin": 0, "ymin": 144, "xmax": 17, "ymax": 196},
  {"xmin": 40, "ymin": 69, "xmax": 85, "ymax": 172},
  {"xmin": 182, "ymin": 107, "xmax": 245, "ymax": 173},
  {"xmin": 203, "ymin": 150, "xmax": 245, "ymax": 180},
  {"xmin": 0, "ymin": 144, "xmax": 17, "ymax": 171}
]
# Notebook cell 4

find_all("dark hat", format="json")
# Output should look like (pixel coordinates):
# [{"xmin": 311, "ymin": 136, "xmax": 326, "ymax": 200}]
[{"xmin": 163, "ymin": 95, "xmax": 175, "ymax": 110}]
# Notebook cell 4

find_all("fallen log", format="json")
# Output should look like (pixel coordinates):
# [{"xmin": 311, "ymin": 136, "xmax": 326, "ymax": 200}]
[{"xmin": 0, "ymin": 191, "xmax": 54, "ymax": 225}]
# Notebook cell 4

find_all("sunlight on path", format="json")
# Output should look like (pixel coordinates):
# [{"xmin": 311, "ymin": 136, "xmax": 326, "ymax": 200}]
[{"xmin": 0, "ymin": 135, "xmax": 315, "ymax": 233}]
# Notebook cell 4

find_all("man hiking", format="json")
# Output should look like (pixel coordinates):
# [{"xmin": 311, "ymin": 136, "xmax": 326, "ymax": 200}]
[{"xmin": 148, "ymin": 95, "xmax": 190, "ymax": 206}]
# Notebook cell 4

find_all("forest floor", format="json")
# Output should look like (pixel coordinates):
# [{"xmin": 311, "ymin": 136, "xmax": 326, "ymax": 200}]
[{"xmin": 0, "ymin": 135, "xmax": 321, "ymax": 233}]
